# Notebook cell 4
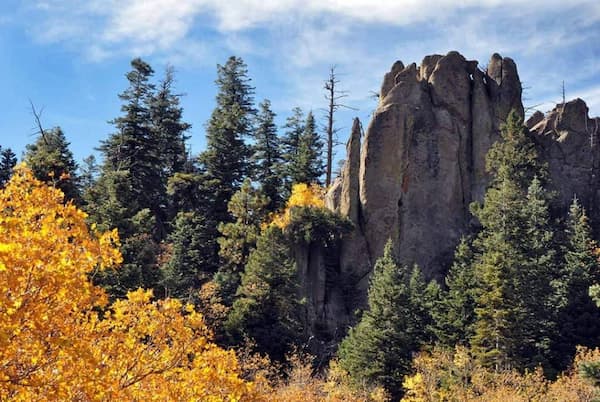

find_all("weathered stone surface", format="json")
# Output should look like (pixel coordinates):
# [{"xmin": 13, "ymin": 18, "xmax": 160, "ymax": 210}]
[
  {"xmin": 526, "ymin": 110, "xmax": 545, "ymax": 128},
  {"xmin": 355, "ymin": 52, "xmax": 522, "ymax": 282},
  {"xmin": 339, "ymin": 118, "xmax": 362, "ymax": 223},
  {"xmin": 531, "ymin": 99, "xmax": 600, "ymax": 222},
  {"xmin": 309, "ymin": 52, "xmax": 600, "ymax": 343},
  {"xmin": 336, "ymin": 118, "xmax": 372, "ymax": 304},
  {"xmin": 325, "ymin": 177, "xmax": 342, "ymax": 212},
  {"xmin": 380, "ymin": 60, "xmax": 405, "ymax": 100}
]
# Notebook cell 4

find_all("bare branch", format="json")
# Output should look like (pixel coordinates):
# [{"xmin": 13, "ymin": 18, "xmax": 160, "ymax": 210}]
[{"xmin": 29, "ymin": 99, "xmax": 48, "ymax": 145}]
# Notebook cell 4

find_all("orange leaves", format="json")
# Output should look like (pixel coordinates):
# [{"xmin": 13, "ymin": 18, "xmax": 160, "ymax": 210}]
[
  {"xmin": 0, "ymin": 165, "xmax": 265, "ymax": 401},
  {"xmin": 268, "ymin": 183, "xmax": 325, "ymax": 229}
]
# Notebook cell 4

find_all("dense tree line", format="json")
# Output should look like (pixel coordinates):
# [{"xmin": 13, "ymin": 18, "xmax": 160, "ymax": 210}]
[{"xmin": 8, "ymin": 55, "xmax": 600, "ymax": 400}]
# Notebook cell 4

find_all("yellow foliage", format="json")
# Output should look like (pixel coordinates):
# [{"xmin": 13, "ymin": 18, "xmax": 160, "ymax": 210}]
[
  {"xmin": 0, "ymin": 165, "xmax": 266, "ymax": 401},
  {"xmin": 267, "ymin": 183, "xmax": 325, "ymax": 229},
  {"xmin": 270, "ymin": 355, "xmax": 389, "ymax": 402},
  {"xmin": 401, "ymin": 346, "xmax": 600, "ymax": 402}
]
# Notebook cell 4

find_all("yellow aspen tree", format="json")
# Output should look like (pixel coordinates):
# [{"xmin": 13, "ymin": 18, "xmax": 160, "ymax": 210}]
[{"xmin": 0, "ymin": 165, "xmax": 267, "ymax": 401}]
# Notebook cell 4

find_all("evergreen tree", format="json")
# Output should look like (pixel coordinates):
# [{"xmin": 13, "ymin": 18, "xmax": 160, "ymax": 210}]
[
  {"xmin": 251, "ymin": 99, "xmax": 283, "ymax": 211},
  {"xmin": 200, "ymin": 56, "xmax": 255, "ymax": 226},
  {"xmin": 281, "ymin": 107, "xmax": 305, "ymax": 189},
  {"xmin": 556, "ymin": 198, "xmax": 600, "ymax": 367},
  {"xmin": 433, "ymin": 237, "xmax": 477, "ymax": 347},
  {"xmin": 516, "ymin": 176, "xmax": 560, "ymax": 371},
  {"xmin": 161, "ymin": 211, "xmax": 217, "ymax": 300},
  {"xmin": 79, "ymin": 154, "xmax": 99, "ymax": 195},
  {"xmin": 96, "ymin": 57, "xmax": 159, "ymax": 235},
  {"xmin": 91, "ymin": 58, "xmax": 163, "ymax": 296},
  {"xmin": 485, "ymin": 111, "xmax": 544, "ymax": 190},
  {"xmin": 215, "ymin": 179, "xmax": 269, "ymax": 304},
  {"xmin": 296, "ymin": 111, "xmax": 324, "ymax": 185},
  {"xmin": 93, "ymin": 207, "xmax": 161, "ymax": 299},
  {"xmin": 281, "ymin": 108, "xmax": 324, "ymax": 188},
  {"xmin": 337, "ymin": 241, "xmax": 431, "ymax": 399},
  {"xmin": 470, "ymin": 111, "xmax": 559, "ymax": 372},
  {"xmin": 149, "ymin": 65, "xmax": 191, "ymax": 178},
  {"xmin": 0, "ymin": 146, "xmax": 17, "ymax": 187},
  {"xmin": 23, "ymin": 127, "xmax": 80, "ymax": 203},
  {"xmin": 226, "ymin": 226, "xmax": 302, "ymax": 361},
  {"xmin": 161, "ymin": 168, "xmax": 221, "ymax": 300}
]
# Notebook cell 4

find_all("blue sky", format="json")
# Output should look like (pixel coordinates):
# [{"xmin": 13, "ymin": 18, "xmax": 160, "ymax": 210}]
[{"xmin": 0, "ymin": 0, "xmax": 599, "ymax": 165}]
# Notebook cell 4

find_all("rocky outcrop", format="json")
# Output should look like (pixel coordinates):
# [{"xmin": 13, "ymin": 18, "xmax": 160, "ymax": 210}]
[
  {"xmin": 340, "ymin": 51, "xmax": 523, "ymax": 289},
  {"xmin": 530, "ymin": 99, "xmax": 600, "ymax": 223},
  {"xmin": 314, "ymin": 51, "xmax": 600, "ymax": 341}
]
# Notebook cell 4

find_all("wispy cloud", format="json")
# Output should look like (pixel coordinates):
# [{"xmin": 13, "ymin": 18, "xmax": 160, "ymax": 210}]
[
  {"xmin": 17, "ymin": 0, "xmax": 600, "ymax": 117},
  {"xmin": 22, "ymin": 0, "xmax": 599, "ymax": 59}
]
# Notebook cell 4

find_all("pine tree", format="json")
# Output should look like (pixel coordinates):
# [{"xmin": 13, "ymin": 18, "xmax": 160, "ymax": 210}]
[
  {"xmin": 23, "ymin": 127, "xmax": 80, "ymax": 203},
  {"xmin": 281, "ymin": 107, "xmax": 305, "ymax": 189},
  {"xmin": 470, "ymin": 111, "xmax": 559, "ymax": 372},
  {"xmin": 337, "ymin": 241, "xmax": 430, "ymax": 399},
  {"xmin": 251, "ymin": 99, "xmax": 283, "ymax": 211},
  {"xmin": 433, "ymin": 237, "xmax": 477, "ymax": 347},
  {"xmin": 200, "ymin": 56, "xmax": 255, "ymax": 226},
  {"xmin": 161, "ymin": 211, "xmax": 217, "ymax": 300},
  {"xmin": 516, "ymin": 176, "xmax": 560, "ymax": 371},
  {"xmin": 149, "ymin": 65, "xmax": 191, "ymax": 178},
  {"xmin": 161, "ymin": 169, "xmax": 221, "ymax": 300},
  {"xmin": 226, "ymin": 226, "xmax": 302, "ymax": 361},
  {"xmin": 79, "ymin": 154, "xmax": 99, "ymax": 195},
  {"xmin": 215, "ymin": 179, "xmax": 269, "ymax": 304},
  {"xmin": 296, "ymin": 111, "xmax": 324, "ymax": 185},
  {"xmin": 91, "ymin": 58, "xmax": 164, "ymax": 297},
  {"xmin": 0, "ymin": 146, "xmax": 17, "ymax": 187},
  {"xmin": 556, "ymin": 198, "xmax": 600, "ymax": 367},
  {"xmin": 96, "ymin": 57, "xmax": 159, "ymax": 235}
]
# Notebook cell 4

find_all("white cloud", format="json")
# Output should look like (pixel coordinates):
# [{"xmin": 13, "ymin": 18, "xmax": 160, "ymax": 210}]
[
  {"xmin": 19, "ymin": 0, "xmax": 600, "ymax": 124},
  {"xmin": 25, "ymin": 0, "xmax": 600, "ymax": 57}
]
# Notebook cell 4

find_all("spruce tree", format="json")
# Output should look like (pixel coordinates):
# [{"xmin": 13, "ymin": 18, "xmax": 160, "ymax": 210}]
[
  {"xmin": 79, "ymin": 154, "xmax": 99, "ymax": 196},
  {"xmin": 91, "ymin": 58, "xmax": 163, "ymax": 296},
  {"xmin": 0, "ymin": 147, "xmax": 17, "ymax": 187},
  {"xmin": 23, "ymin": 127, "xmax": 80, "ymax": 203},
  {"xmin": 215, "ymin": 179, "xmax": 269, "ymax": 304},
  {"xmin": 470, "ymin": 111, "xmax": 560, "ymax": 372},
  {"xmin": 226, "ymin": 226, "xmax": 302, "ymax": 360},
  {"xmin": 433, "ymin": 237, "xmax": 477, "ymax": 347},
  {"xmin": 200, "ymin": 56, "xmax": 255, "ymax": 226},
  {"xmin": 161, "ymin": 167, "xmax": 221, "ymax": 299},
  {"xmin": 296, "ymin": 111, "xmax": 324, "ymax": 185},
  {"xmin": 149, "ymin": 65, "xmax": 191, "ymax": 178},
  {"xmin": 95, "ymin": 57, "xmax": 159, "ymax": 235},
  {"xmin": 337, "ymin": 241, "xmax": 431, "ymax": 399},
  {"xmin": 516, "ymin": 176, "xmax": 560, "ymax": 371},
  {"xmin": 281, "ymin": 107, "xmax": 305, "ymax": 189},
  {"xmin": 251, "ymin": 99, "xmax": 283, "ymax": 211},
  {"xmin": 556, "ymin": 198, "xmax": 600, "ymax": 367},
  {"xmin": 161, "ymin": 211, "xmax": 217, "ymax": 300}
]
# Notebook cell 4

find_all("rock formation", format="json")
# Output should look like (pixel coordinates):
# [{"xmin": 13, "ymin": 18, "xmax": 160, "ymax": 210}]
[
  {"xmin": 322, "ymin": 51, "xmax": 600, "ymax": 329},
  {"xmin": 327, "ymin": 51, "xmax": 523, "ymax": 305},
  {"xmin": 530, "ymin": 99, "xmax": 600, "ymax": 222}
]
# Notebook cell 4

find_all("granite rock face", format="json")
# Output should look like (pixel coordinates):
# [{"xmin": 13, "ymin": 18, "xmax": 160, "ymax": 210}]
[
  {"xmin": 529, "ymin": 99, "xmax": 600, "ymax": 223},
  {"xmin": 334, "ymin": 51, "xmax": 522, "ymax": 296},
  {"xmin": 314, "ymin": 51, "xmax": 599, "ymax": 340}
]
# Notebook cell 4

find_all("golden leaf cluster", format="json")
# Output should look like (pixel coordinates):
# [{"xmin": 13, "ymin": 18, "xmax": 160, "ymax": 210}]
[
  {"xmin": 401, "ymin": 346, "xmax": 599, "ymax": 401},
  {"xmin": 0, "ymin": 166, "xmax": 266, "ymax": 401},
  {"xmin": 267, "ymin": 183, "xmax": 325, "ymax": 229}
]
